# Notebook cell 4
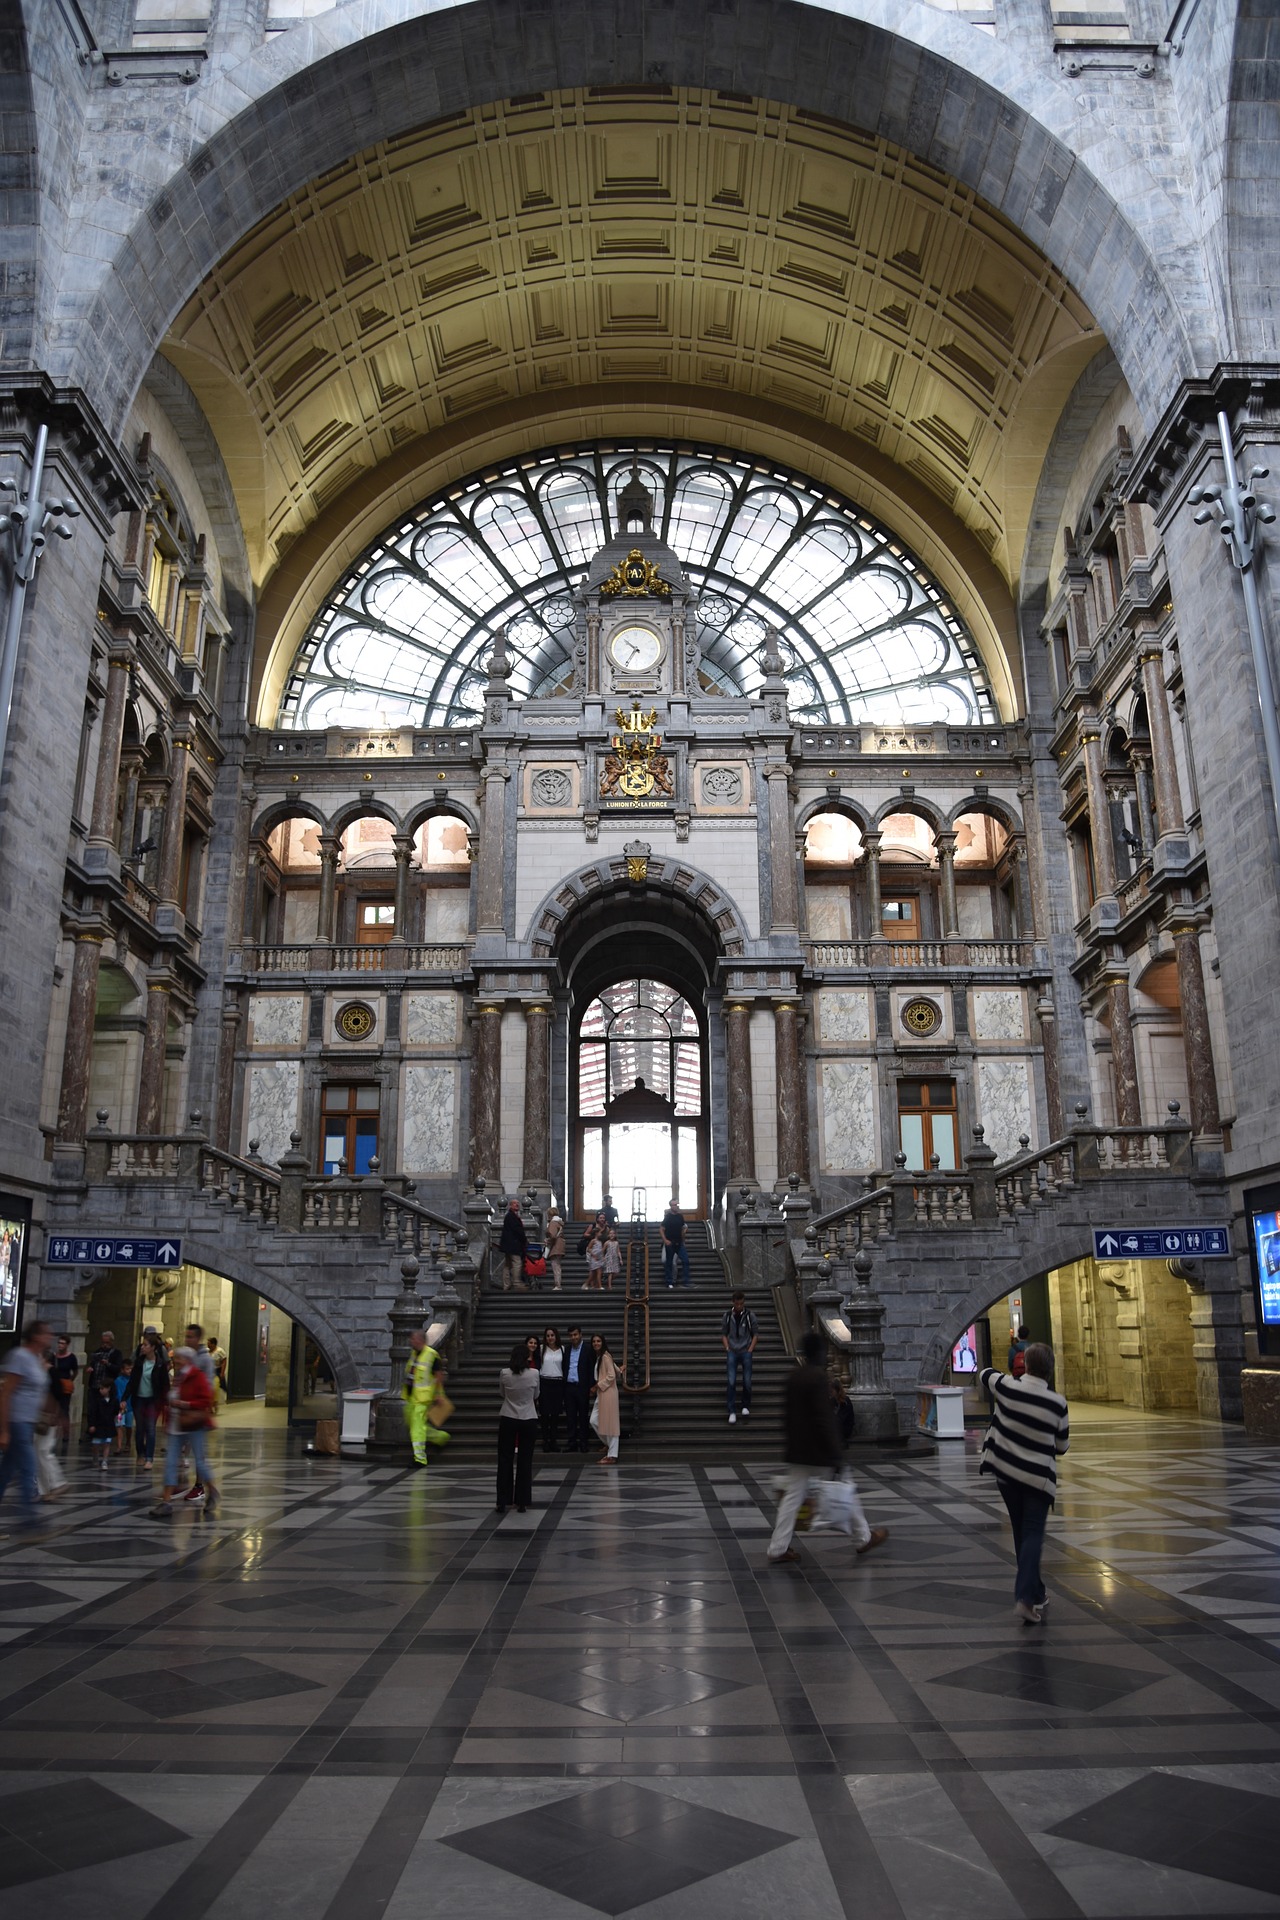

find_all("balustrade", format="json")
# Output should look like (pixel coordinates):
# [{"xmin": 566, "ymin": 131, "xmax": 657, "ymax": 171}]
[
  {"xmin": 809, "ymin": 937, "xmax": 1036, "ymax": 970},
  {"xmin": 233, "ymin": 943, "xmax": 471, "ymax": 975}
]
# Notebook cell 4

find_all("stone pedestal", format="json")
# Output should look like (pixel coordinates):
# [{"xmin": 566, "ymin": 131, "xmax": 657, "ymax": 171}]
[
  {"xmin": 1241, "ymin": 1360, "xmax": 1280, "ymax": 1439},
  {"xmin": 372, "ymin": 1254, "xmax": 426, "ymax": 1451}
]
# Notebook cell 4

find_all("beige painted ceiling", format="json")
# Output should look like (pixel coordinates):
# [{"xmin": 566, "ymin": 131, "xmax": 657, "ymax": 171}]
[{"xmin": 164, "ymin": 87, "xmax": 1102, "ymax": 621}]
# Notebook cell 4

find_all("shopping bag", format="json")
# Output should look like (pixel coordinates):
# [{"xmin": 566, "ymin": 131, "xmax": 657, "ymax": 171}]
[
  {"xmin": 813, "ymin": 1474, "xmax": 858, "ymax": 1535},
  {"xmin": 428, "ymin": 1390, "xmax": 454, "ymax": 1429}
]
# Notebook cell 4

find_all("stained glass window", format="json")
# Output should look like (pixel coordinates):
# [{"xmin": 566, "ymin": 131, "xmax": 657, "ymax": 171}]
[{"xmin": 281, "ymin": 444, "xmax": 994, "ymax": 730}]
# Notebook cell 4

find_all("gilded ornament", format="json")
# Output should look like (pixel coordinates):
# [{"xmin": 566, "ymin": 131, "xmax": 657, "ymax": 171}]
[
  {"xmin": 599, "ymin": 548, "xmax": 674, "ymax": 599},
  {"xmin": 335, "ymin": 1000, "xmax": 377, "ymax": 1042},
  {"xmin": 901, "ymin": 998, "xmax": 942, "ymax": 1037}
]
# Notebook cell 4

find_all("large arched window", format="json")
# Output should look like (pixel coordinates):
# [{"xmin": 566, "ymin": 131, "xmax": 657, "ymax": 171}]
[{"xmin": 280, "ymin": 444, "xmax": 995, "ymax": 731}]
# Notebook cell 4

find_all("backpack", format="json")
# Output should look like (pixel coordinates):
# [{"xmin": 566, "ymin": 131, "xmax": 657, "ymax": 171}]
[{"xmin": 1010, "ymin": 1350, "xmax": 1027, "ymax": 1378}]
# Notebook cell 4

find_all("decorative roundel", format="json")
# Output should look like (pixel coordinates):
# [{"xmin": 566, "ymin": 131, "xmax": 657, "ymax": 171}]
[
  {"xmin": 901, "ymin": 997, "xmax": 942, "ymax": 1037},
  {"xmin": 335, "ymin": 1000, "xmax": 376, "ymax": 1042}
]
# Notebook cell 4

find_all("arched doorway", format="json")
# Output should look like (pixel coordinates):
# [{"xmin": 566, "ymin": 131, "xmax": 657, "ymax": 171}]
[{"xmin": 573, "ymin": 979, "xmax": 706, "ymax": 1218}]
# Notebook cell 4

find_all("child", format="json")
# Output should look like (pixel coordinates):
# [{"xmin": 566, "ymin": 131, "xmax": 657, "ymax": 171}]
[
  {"xmin": 585, "ymin": 1231, "xmax": 605, "ymax": 1292},
  {"xmin": 603, "ymin": 1227, "xmax": 622, "ymax": 1292},
  {"xmin": 87, "ymin": 1370, "xmax": 118, "ymax": 1470}
]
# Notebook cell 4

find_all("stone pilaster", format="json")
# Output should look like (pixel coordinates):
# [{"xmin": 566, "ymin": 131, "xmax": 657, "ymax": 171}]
[
  {"xmin": 521, "ymin": 1002, "xmax": 552, "ymax": 1186},
  {"xmin": 863, "ymin": 829, "xmax": 882, "ymax": 936},
  {"xmin": 155, "ymin": 730, "xmax": 192, "ymax": 919},
  {"xmin": 315, "ymin": 832, "xmax": 339, "ymax": 945},
  {"xmin": 477, "ymin": 765, "xmax": 508, "ymax": 935},
  {"xmin": 1080, "ymin": 720, "xmax": 1117, "ymax": 898},
  {"xmin": 935, "ymin": 828, "xmax": 958, "ymax": 936},
  {"xmin": 1138, "ymin": 639, "xmax": 1186, "ymax": 835},
  {"xmin": 135, "ymin": 975, "xmax": 172, "ymax": 1134},
  {"xmin": 773, "ymin": 997, "xmax": 808, "ymax": 1185},
  {"xmin": 55, "ymin": 926, "xmax": 105, "ymax": 1143},
  {"xmin": 85, "ymin": 646, "xmax": 133, "ymax": 860},
  {"xmin": 1171, "ymin": 917, "xmax": 1221, "ymax": 1137},
  {"xmin": 1106, "ymin": 973, "xmax": 1142, "ymax": 1126},
  {"xmin": 469, "ymin": 1002, "xmax": 503, "ymax": 1185},
  {"xmin": 764, "ymin": 763, "xmax": 798, "ymax": 932}
]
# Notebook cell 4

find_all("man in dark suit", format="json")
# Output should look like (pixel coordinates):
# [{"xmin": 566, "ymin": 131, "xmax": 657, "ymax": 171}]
[{"xmin": 563, "ymin": 1325, "xmax": 596, "ymax": 1452}]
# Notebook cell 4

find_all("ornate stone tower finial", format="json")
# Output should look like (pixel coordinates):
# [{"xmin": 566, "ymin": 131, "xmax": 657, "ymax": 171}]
[{"xmin": 618, "ymin": 465, "xmax": 654, "ymax": 536}]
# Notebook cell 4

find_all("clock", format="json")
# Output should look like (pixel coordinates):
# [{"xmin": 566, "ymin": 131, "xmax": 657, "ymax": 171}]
[{"xmin": 607, "ymin": 625, "xmax": 663, "ymax": 674}]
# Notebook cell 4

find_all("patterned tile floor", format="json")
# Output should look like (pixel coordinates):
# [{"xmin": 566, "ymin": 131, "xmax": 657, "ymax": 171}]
[{"xmin": 1, "ymin": 1407, "xmax": 1279, "ymax": 1917}]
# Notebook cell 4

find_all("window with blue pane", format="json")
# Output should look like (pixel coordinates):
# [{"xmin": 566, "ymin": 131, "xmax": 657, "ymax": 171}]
[{"xmin": 321, "ymin": 1084, "xmax": 380, "ymax": 1176}]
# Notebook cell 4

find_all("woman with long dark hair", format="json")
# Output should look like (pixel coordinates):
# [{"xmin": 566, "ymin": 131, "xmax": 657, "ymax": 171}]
[
  {"xmin": 123, "ymin": 1333, "xmax": 170, "ymax": 1471},
  {"xmin": 496, "ymin": 1340, "xmax": 540, "ymax": 1514},
  {"xmin": 538, "ymin": 1326, "xmax": 565, "ymax": 1453},
  {"xmin": 590, "ymin": 1332, "xmax": 623, "ymax": 1466}
]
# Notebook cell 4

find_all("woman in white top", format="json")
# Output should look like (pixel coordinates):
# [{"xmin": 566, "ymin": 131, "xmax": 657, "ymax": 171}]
[
  {"xmin": 538, "ymin": 1326, "xmax": 565, "ymax": 1453},
  {"xmin": 496, "ymin": 1342, "xmax": 540, "ymax": 1514}
]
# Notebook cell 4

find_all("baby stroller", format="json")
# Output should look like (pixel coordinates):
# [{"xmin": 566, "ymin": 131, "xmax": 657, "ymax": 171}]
[{"xmin": 523, "ymin": 1243, "xmax": 548, "ymax": 1291}]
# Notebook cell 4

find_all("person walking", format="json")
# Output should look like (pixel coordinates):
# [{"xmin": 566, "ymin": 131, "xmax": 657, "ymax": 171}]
[
  {"xmin": 1006, "ymin": 1324, "xmax": 1031, "ymax": 1375},
  {"xmin": 590, "ymin": 1333, "xmax": 623, "ymax": 1465},
  {"xmin": 123, "ymin": 1333, "xmax": 170, "ymax": 1472},
  {"xmin": 496, "ymin": 1341, "xmax": 539, "ymax": 1513},
  {"xmin": 86, "ymin": 1350, "xmax": 119, "ymax": 1470},
  {"xmin": 151, "ymin": 1348, "xmax": 218, "ymax": 1518},
  {"xmin": 402, "ymin": 1328, "xmax": 449, "ymax": 1466},
  {"xmin": 48, "ymin": 1335, "xmax": 78, "ymax": 1454},
  {"xmin": 767, "ymin": 1332, "xmax": 887, "ymax": 1564},
  {"xmin": 180, "ymin": 1323, "xmax": 217, "ymax": 1504},
  {"xmin": 603, "ymin": 1227, "xmax": 622, "ymax": 1292},
  {"xmin": 979, "ymin": 1342, "xmax": 1070, "ymax": 1623},
  {"xmin": 563, "ymin": 1326, "xmax": 595, "ymax": 1452},
  {"xmin": 0, "ymin": 1320, "xmax": 54, "ymax": 1534},
  {"xmin": 585, "ymin": 1230, "xmax": 605, "ymax": 1291},
  {"xmin": 722, "ymin": 1290, "xmax": 757, "ymax": 1425},
  {"xmin": 538, "ymin": 1327, "xmax": 565, "ymax": 1452},
  {"xmin": 546, "ymin": 1213, "xmax": 566, "ymax": 1291},
  {"xmin": 661, "ymin": 1199, "xmax": 690, "ymax": 1288},
  {"xmin": 498, "ymin": 1199, "xmax": 529, "ymax": 1292}
]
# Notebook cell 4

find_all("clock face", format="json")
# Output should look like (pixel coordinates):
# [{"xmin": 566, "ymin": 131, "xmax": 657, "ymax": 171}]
[{"xmin": 607, "ymin": 625, "xmax": 663, "ymax": 673}]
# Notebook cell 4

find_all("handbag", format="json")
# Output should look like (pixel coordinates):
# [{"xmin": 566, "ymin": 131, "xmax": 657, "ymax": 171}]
[
  {"xmin": 177, "ymin": 1405, "xmax": 212, "ymax": 1432},
  {"xmin": 427, "ymin": 1390, "xmax": 454, "ymax": 1429},
  {"xmin": 813, "ymin": 1473, "xmax": 858, "ymax": 1535}
]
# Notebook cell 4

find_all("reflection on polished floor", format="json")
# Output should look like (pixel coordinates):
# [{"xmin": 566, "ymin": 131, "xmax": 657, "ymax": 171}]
[{"xmin": 1, "ymin": 1411, "xmax": 1280, "ymax": 1918}]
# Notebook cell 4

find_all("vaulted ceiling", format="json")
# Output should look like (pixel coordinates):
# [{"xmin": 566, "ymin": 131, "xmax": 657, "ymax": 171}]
[{"xmin": 162, "ymin": 86, "xmax": 1103, "ymax": 695}]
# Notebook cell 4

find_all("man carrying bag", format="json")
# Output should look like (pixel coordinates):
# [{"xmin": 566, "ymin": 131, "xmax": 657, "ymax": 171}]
[{"xmin": 766, "ymin": 1332, "xmax": 888, "ymax": 1564}]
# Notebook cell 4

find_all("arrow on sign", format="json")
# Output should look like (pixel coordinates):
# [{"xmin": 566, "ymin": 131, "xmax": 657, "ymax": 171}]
[
  {"xmin": 157, "ymin": 1241, "xmax": 179, "ymax": 1264},
  {"xmin": 1098, "ymin": 1233, "xmax": 1119, "ymax": 1255}
]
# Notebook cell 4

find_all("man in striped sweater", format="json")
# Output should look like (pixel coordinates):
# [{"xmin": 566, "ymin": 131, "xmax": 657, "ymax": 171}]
[{"xmin": 979, "ymin": 1344, "xmax": 1070, "ymax": 1624}]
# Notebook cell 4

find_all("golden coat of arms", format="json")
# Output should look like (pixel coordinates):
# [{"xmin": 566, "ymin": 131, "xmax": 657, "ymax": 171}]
[
  {"xmin": 600, "ymin": 704, "xmax": 674, "ymax": 801},
  {"xmin": 599, "ymin": 548, "xmax": 674, "ymax": 599}
]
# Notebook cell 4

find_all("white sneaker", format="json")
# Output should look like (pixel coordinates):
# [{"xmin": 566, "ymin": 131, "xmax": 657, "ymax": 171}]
[
  {"xmin": 728, "ymin": 1412, "xmax": 737, "ymax": 1425},
  {"xmin": 741, "ymin": 1407, "xmax": 750, "ymax": 1418}
]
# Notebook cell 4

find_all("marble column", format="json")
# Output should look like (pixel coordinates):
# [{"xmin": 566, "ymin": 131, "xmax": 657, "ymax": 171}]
[
  {"xmin": 1009, "ymin": 835, "xmax": 1035, "ymax": 940},
  {"xmin": 477, "ymin": 766, "xmax": 508, "ymax": 934},
  {"xmin": 765, "ymin": 764, "xmax": 798, "ymax": 931},
  {"xmin": 156, "ymin": 733, "xmax": 192, "ymax": 912},
  {"xmin": 1080, "ymin": 722, "xmax": 1117, "ymax": 897},
  {"xmin": 1172, "ymin": 919, "xmax": 1221, "ymax": 1136},
  {"xmin": 392, "ymin": 832, "xmax": 413, "ymax": 945},
  {"xmin": 55, "ymin": 928, "xmax": 105, "ymax": 1143},
  {"xmin": 86, "ymin": 648, "xmax": 133, "ymax": 852},
  {"xmin": 521, "ymin": 1003, "xmax": 552, "ymax": 1185},
  {"xmin": 215, "ymin": 994, "xmax": 241, "ymax": 1150},
  {"xmin": 862, "ymin": 830, "xmax": 882, "ymax": 939},
  {"xmin": 773, "ymin": 999, "xmax": 809, "ymax": 1184},
  {"xmin": 315, "ymin": 832, "xmax": 340, "ymax": 944},
  {"xmin": 1138, "ymin": 641, "xmax": 1186, "ymax": 834},
  {"xmin": 1036, "ymin": 994, "xmax": 1064, "ymax": 1139},
  {"xmin": 724, "ymin": 1002, "xmax": 757, "ymax": 1184},
  {"xmin": 469, "ymin": 1003, "xmax": 503, "ymax": 1184},
  {"xmin": 117, "ymin": 749, "xmax": 143, "ymax": 866},
  {"xmin": 1129, "ymin": 747, "xmax": 1156, "ymax": 857},
  {"xmin": 586, "ymin": 610, "xmax": 601, "ymax": 697},
  {"xmin": 935, "ymin": 828, "xmax": 958, "ymax": 936},
  {"xmin": 1106, "ymin": 974, "xmax": 1142, "ymax": 1126},
  {"xmin": 135, "ymin": 976, "xmax": 172, "ymax": 1134}
]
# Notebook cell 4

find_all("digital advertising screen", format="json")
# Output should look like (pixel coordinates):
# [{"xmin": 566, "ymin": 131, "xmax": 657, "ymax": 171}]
[
  {"xmin": 0, "ymin": 1192, "xmax": 32, "ymax": 1338},
  {"xmin": 1252, "ymin": 1208, "xmax": 1280, "ymax": 1328},
  {"xmin": 951, "ymin": 1325, "xmax": 979, "ymax": 1373}
]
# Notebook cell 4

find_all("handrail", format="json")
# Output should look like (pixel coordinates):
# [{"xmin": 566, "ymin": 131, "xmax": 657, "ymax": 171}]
[
  {"xmin": 813, "ymin": 1185, "xmax": 893, "ymax": 1233},
  {"xmin": 383, "ymin": 1190, "xmax": 465, "ymax": 1253}
]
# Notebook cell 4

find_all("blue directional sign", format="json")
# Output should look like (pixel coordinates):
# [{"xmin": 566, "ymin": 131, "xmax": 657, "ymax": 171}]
[
  {"xmin": 45, "ymin": 1235, "xmax": 183, "ymax": 1268},
  {"xmin": 1093, "ymin": 1226, "xmax": 1230, "ymax": 1260}
]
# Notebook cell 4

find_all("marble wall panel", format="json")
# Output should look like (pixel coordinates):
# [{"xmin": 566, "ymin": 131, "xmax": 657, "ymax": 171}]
[
  {"xmin": 972, "ymin": 988, "xmax": 1025, "ymax": 1041},
  {"xmin": 819, "ymin": 988, "xmax": 871, "ymax": 1046},
  {"xmin": 282, "ymin": 891, "xmax": 320, "ymax": 942},
  {"xmin": 404, "ymin": 991, "xmax": 459, "ymax": 1047},
  {"xmin": 248, "ymin": 993, "xmax": 305, "ymax": 1049},
  {"xmin": 820, "ymin": 1059, "xmax": 877, "ymax": 1171},
  {"xmin": 421, "ymin": 888, "xmax": 470, "ymax": 942},
  {"xmin": 402, "ymin": 1062, "xmax": 457, "ymax": 1174},
  {"xmin": 806, "ymin": 885, "xmax": 852, "ymax": 940},
  {"xmin": 976, "ymin": 1057, "xmax": 1032, "ymax": 1160},
  {"xmin": 245, "ymin": 1060, "xmax": 301, "ymax": 1162}
]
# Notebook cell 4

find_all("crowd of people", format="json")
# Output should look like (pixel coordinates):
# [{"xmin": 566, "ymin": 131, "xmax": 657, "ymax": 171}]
[
  {"xmin": 493, "ymin": 1324, "xmax": 623, "ymax": 1511},
  {"xmin": 0, "ymin": 1318, "xmax": 225, "ymax": 1534}
]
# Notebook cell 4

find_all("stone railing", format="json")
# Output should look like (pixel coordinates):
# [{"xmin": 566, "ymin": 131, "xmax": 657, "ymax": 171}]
[
  {"xmin": 232, "ymin": 943, "xmax": 472, "ymax": 975},
  {"xmin": 809, "ymin": 938, "xmax": 1037, "ymax": 970}
]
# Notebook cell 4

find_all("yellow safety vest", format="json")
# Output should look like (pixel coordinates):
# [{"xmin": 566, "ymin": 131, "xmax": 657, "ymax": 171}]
[{"xmin": 402, "ymin": 1344, "xmax": 440, "ymax": 1404}]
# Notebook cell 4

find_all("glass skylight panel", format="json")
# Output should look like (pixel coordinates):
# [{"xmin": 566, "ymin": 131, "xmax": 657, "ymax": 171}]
[{"xmin": 283, "ymin": 443, "xmax": 994, "ymax": 729}]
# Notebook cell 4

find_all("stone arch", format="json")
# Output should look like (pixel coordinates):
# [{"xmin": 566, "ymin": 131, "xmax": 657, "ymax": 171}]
[
  {"xmin": 402, "ymin": 796, "xmax": 480, "ymax": 841},
  {"xmin": 873, "ymin": 795, "xmax": 946, "ymax": 837},
  {"xmin": 329, "ymin": 798, "xmax": 403, "ymax": 839},
  {"xmin": 945, "ymin": 794, "xmax": 1024, "ymax": 836},
  {"xmin": 249, "ymin": 797, "xmax": 328, "ymax": 844},
  {"xmin": 63, "ymin": 1, "xmax": 1209, "ymax": 439},
  {"xmin": 795, "ymin": 794, "xmax": 874, "ymax": 839},
  {"xmin": 525, "ymin": 856, "xmax": 751, "ymax": 962},
  {"xmin": 914, "ymin": 1220, "xmax": 1114, "ymax": 1385}
]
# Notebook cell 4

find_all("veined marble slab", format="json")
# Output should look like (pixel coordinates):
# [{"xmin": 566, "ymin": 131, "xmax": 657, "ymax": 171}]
[
  {"xmin": 976, "ymin": 1057, "xmax": 1032, "ymax": 1159},
  {"xmin": 404, "ymin": 990, "xmax": 459, "ymax": 1047},
  {"xmin": 403, "ymin": 1062, "xmax": 457, "ymax": 1173},
  {"xmin": 245, "ymin": 1059, "xmax": 301, "ymax": 1162},
  {"xmin": 972, "ymin": 988, "xmax": 1024, "ymax": 1041},
  {"xmin": 248, "ymin": 992, "xmax": 304, "ymax": 1048},
  {"xmin": 820, "ymin": 988, "xmax": 871, "ymax": 1046},
  {"xmin": 820, "ymin": 1059, "xmax": 877, "ymax": 1170}
]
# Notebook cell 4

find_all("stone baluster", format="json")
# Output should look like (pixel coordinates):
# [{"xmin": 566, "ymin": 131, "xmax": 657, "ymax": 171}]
[{"xmin": 723, "ymin": 1002, "xmax": 757, "ymax": 1186}]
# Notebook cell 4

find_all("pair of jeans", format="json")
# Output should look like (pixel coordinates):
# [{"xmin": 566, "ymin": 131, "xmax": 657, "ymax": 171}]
[
  {"xmin": 164, "ymin": 1423, "xmax": 213, "ymax": 1492},
  {"xmin": 768, "ymin": 1467, "xmax": 870, "ymax": 1557},
  {"xmin": 538, "ymin": 1377, "xmax": 564, "ymax": 1450},
  {"xmin": 996, "ymin": 1475, "xmax": 1051, "ymax": 1606},
  {"xmin": 496, "ymin": 1416, "xmax": 538, "ymax": 1507},
  {"xmin": 663, "ymin": 1243, "xmax": 691, "ymax": 1287},
  {"xmin": 133, "ymin": 1399, "xmax": 160, "ymax": 1463},
  {"xmin": 726, "ymin": 1349, "xmax": 752, "ymax": 1414},
  {"xmin": 0, "ymin": 1421, "xmax": 41, "ymax": 1529}
]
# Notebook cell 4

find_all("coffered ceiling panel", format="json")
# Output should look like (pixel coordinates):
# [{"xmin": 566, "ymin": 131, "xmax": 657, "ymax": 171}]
[{"xmin": 163, "ymin": 88, "xmax": 1101, "ymax": 591}]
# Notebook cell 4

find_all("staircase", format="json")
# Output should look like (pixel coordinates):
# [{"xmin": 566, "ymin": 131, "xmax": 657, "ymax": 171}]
[{"xmin": 439, "ymin": 1222, "xmax": 790, "ymax": 1462}]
